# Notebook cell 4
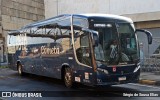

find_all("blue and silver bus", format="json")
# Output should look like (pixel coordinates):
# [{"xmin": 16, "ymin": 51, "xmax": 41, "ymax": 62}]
[{"xmin": 7, "ymin": 14, "xmax": 152, "ymax": 88}]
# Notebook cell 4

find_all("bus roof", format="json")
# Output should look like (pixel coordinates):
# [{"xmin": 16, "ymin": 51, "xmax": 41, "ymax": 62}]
[
  {"xmin": 77, "ymin": 13, "xmax": 133, "ymax": 23},
  {"xmin": 12, "ymin": 14, "xmax": 133, "ymax": 31}
]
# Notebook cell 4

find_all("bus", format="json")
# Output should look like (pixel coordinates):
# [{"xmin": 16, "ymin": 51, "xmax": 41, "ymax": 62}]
[{"xmin": 7, "ymin": 14, "xmax": 152, "ymax": 88}]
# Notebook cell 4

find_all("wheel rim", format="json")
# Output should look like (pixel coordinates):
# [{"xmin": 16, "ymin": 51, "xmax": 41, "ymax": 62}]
[{"xmin": 65, "ymin": 70, "xmax": 72, "ymax": 86}]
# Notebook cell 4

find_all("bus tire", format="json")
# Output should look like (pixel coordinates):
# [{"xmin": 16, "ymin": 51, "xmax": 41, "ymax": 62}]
[
  {"xmin": 17, "ymin": 64, "xmax": 24, "ymax": 76},
  {"xmin": 64, "ymin": 67, "xmax": 73, "ymax": 88}
]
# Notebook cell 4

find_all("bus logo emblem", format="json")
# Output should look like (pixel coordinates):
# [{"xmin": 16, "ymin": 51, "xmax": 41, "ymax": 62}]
[{"xmin": 113, "ymin": 67, "xmax": 116, "ymax": 72}]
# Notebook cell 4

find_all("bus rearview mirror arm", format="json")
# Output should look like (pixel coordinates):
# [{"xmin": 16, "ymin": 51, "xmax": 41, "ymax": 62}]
[{"xmin": 136, "ymin": 29, "xmax": 153, "ymax": 44}]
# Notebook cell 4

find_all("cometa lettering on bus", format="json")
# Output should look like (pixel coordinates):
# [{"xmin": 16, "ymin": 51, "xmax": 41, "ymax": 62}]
[{"xmin": 41, "ymin": 46, "xmax": 60, "ymax": 55}]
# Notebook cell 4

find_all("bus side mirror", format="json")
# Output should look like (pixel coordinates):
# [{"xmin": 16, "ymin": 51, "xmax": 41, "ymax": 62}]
[{"xmin": 136, "ymin": 29, "xmax": 152, "ymax": 44}]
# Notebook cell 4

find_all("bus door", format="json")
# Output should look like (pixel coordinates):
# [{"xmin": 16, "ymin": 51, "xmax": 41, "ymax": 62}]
[{"xmin": 73, "ymin": 29, "xmax": 96, "ymax": 84}]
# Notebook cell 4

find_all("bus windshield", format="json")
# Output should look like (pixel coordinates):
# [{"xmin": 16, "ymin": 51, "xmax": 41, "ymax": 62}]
[{"xmin": 94, "ymin": 23, "xmax": 139, "ymax": 65}]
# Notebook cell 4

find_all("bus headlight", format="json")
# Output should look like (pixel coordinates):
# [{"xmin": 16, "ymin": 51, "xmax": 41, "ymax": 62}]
[
  {"xmin": 103, "ymin": 69, "xmax": 109, "ymax": 74},
  {"xmin": 97, "ymin": 68, "xmax": 109, "ymax": 74},
  {"xmin": 134, "ymin": 65, "xmax": 140, "ymax": 73}
]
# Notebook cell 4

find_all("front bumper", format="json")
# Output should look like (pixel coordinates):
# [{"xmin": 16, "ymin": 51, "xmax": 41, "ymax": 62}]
[{"xmin": 95, "ymin": 69, "xmax": 140, "ymax": 86}]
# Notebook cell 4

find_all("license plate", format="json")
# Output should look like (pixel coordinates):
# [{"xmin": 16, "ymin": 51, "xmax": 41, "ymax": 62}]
[{"xmin": 118, "ymin": 76, "xmax": 126, "ymax": 81}]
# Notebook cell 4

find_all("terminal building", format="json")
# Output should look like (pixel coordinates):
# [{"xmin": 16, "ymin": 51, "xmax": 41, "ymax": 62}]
[{"xmin": 0, "ymin": 0, "xmax": 45, "ymax": 62}]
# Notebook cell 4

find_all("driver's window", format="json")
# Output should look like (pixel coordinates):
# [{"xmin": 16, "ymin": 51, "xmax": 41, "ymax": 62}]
[{"xmin": 74, "ymin": 31, "xmax": 91, "ymax": 66}]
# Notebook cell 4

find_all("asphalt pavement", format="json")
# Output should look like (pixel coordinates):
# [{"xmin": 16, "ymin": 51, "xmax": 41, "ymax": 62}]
[
  {"xmin": 0, "ymin": 68, "xmax": 160, "ymax": 100},
  {"xmin": 1, "ymin": 62, "xmax": 160, "ymax": 86},
  {"xmin": 140, "ymin": 71, "xmax": 160, "ymax": 86}
]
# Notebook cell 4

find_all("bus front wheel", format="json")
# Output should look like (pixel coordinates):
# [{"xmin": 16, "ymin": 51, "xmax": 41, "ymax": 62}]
[{"xmin": 64, "ymin": 67, "xmax": 73, "ymax": 88}]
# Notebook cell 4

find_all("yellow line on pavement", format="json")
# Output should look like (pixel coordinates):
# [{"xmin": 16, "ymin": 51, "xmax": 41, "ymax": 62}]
[{"xmin": 139, "ymin": 80, "xmax": 156, "ymax": 85}]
